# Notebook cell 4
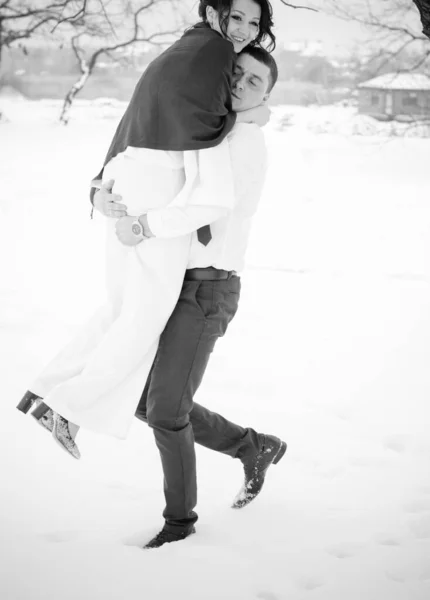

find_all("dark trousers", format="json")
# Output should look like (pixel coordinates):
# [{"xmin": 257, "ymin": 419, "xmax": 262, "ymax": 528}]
[{"xmin": 134, "ymin": 275, "xmax": 260, "ymax": 531}]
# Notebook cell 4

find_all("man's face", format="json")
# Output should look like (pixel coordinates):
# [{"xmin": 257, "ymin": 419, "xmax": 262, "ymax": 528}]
[{"xmin": 232, "ymin": 53, "xmax": 271, "ymax": 112}]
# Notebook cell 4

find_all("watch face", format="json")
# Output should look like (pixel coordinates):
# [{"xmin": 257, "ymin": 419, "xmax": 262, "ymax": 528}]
[{"xmin": 132, "ymin": 223, "xmax": 142, "ymax": 236}]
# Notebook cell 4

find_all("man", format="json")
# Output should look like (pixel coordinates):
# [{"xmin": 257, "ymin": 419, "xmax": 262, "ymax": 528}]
[{"xmin": 95, "ymin": 46, "xmax": 286, "ymax": 550}]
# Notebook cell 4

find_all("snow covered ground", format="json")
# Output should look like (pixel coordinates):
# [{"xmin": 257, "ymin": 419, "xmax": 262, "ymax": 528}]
[{"xmin": 1, "ymin": 99, "xmax": 430, "ymax": 600}]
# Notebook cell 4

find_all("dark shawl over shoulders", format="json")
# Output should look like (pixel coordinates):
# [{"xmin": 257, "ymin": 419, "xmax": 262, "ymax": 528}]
[{"xmin": 92, "ymin": 24, "xmax": 237, "ymax": 188}]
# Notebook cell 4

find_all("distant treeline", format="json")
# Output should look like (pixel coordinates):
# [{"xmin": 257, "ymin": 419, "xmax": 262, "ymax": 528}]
[{"xmin": 0, "ymin": 44, "xmax": 419, "ymax": 105}]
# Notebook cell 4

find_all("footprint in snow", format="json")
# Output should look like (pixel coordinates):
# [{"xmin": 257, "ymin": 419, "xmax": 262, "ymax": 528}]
[
  {"xmin": 385, "ymin": 569, "xmax": 407, "ymax": 583},
  {"xmin": 257, "ymin": 593, "xmax": 280, "ymax": 600},
  {"xmin": 348, "ymin": 456, "xmax": 390, "ymax": 468},
  {"xmin": 403, "ymin": 500, "xmax": 430, "ymax": 514},
  {"xmin": 330, "ymin": 408, "xmax": 352, "ymax": 421},
  {"xmin": 40, "ymin": 531, "xmax": 78, "ymax": 543},
  {"xmin": 386, "ymin": 562, "xmax": 430, "ymax": 583},
  {"xmin": 103, "ymin": 482, "xmax": 141, "ymax": 497},
  {"xmin": 326, "ymin": 542, "xmax": 362, "ymax": 559},
  {"xmin": 296, "ymin": 575, "xmax": 324, "ymax": 591},
  {"xmin": 408, "ymin": 515, "xmax": 430, "ymax": 539},
  {"xmin": 419, "ymin": 562, "xmax": 430, "ymax": 581},
  {"xmin": 382, "ymin": 435, "xmax": 408, "ymax": 454},
  {"xmin": 373, "ymin": 533, "xmax": 402, "ymax": 547},
  {"xmin": 318, "ymin": 466, "xmax": 346, "ymax": 480}
]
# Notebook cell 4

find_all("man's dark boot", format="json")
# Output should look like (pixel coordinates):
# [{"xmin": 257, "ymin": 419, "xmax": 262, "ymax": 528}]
[
  {"xmin": 143, "ymin": 526, "xmax": 196, "ymax": 550},
  {"xmin": 232, "ymin": 434, "xmax": 287, "ymax": 509}
]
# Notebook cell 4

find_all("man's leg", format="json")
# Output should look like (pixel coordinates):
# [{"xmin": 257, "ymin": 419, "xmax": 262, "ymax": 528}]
[
  {"xmin": 140, "ymin": 276, "xmax": 245, "ymax": 532},
  {"xmin": 136, "ymin": 394, "xmax": 261, "ymax": 460},
  {"xmin": 135, "ymin": 277, "xmax": 261, "ymax": 461},
  {"xmin": 189, "ymin": 402, "xmax": 260, "ymax": 459}
]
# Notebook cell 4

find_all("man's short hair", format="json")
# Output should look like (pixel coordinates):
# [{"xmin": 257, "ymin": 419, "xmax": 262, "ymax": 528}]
[{"xmin": 239, "ymin": 46, "xmax": 278, "ymax": 93}]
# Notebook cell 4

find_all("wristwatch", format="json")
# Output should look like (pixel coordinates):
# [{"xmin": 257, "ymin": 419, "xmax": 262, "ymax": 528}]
[{"xmin": 131, "ymin": 218, "xmax": 147, "ymax": 241}]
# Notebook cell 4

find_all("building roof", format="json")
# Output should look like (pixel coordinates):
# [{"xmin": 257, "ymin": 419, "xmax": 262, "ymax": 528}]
[{"xmin": 358, "ymin": 72, "xmax": 430, "ymax": 91}]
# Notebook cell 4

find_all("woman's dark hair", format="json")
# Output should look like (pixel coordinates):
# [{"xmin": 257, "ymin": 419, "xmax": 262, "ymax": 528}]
[{"xmin": 198, "ymin": 0, "xmax": 276, "ymax": 52}]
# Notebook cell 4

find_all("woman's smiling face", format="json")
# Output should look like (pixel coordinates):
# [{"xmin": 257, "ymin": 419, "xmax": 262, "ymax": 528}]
[{"xmin": 208, "ymin": 0, "xmax": 261, "ymax": 53}]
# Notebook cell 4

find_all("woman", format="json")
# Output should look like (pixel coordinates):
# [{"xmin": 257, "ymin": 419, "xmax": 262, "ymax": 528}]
[{"xmin": 17, "ymin": 0, "xmax": 276, "ymax": 458}]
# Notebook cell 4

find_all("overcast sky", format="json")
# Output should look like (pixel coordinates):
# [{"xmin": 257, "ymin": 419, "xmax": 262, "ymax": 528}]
[
  {"xmin": 184, "ymin": 1, "xmax": 423, "ymax": 56},
  {"xmin": 183, "ymin": 1, "xmax": 368, "ymax": 55},
  {"xmin": 15, "ymin": 1, "xmax": 424, "ymax": 58},
  {"xmin": 270, "ymin": 4, "xmax": 367, "ymax": 54}
]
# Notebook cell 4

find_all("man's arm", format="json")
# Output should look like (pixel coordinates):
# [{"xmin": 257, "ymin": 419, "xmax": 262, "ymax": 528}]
[
  {"xmin": 115, "ymin": 127, "xmax": 267, "ymax": 246},
  {"xmin": 143, "ymin": 139, "xmax": 237, "ymax": 238},
  {"xmin": 92, "ymin": 168, "xmax": 227, "ymax": 237},
  {"xmin": 115, "ymin": 204, "xmax": 228, "ymax": 246},
  {"xmin": 228, "ymin": 124, "xmax": 267, "ymax": 218},
  {"xmin": 144, "ymin": 204, "xmax": 229, "ymax": 238},
  {"xmin": 115, "ymin": 126, "xmax": 266, "ymax": 247},
  {"xmin": 115, "ymin": 139, "xmax": 237, "ymax": 245}
]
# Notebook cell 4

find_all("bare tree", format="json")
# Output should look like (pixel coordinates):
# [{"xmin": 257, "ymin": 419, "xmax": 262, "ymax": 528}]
[
  {"xmin": 58, "ymin": 0, "xmax": 185, "ymax": 124},
  {"xmin": 314, "ymin": 1, "xmax": 430, "ymax": 76},
  {"xmin": 281, "ymin": 0, "xmax": 430, "ymax": 38},
  {"xmin": 311, "ymin": 0, "xmax": 430, "ymax": 134},
  {"xmin": 0, "ymin": 0, "xmax": 89, "ymax": 66}
]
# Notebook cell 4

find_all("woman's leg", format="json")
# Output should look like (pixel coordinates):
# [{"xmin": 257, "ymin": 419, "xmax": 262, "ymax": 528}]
[
  {"xmin": 41, "ymin": 235, "xmax": 190, "ymax": 439},
  {"xmin": 29, "ymin": 222, "xmax": 127, "ymax": 399}
]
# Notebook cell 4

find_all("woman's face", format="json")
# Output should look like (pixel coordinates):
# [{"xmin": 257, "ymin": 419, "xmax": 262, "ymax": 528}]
[{"xmin": 208, "ymin": 0, "xmax": 261, "ymax": 53}]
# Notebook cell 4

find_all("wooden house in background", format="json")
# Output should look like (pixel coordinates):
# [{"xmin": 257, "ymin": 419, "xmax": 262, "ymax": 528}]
[{"xmin": 358, "ymin": 73, "xmax": 430, "ymax": 120}]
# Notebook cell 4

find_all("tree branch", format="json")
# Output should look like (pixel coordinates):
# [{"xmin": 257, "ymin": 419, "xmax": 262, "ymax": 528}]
[
  {"xmin": 2, "ymin": 1, "xmax": 77, "ymax": 21},
  {"xmin": 280, "ymin": 1, "xmax": 318, "ymax": 11},
  {"xmin": 362, "ymin": 36, "xmax": 424, "ymax": 77},
  {"xmin": 86, "ymin": 27, "xmax": 180, "ymax": 70},
  {"xmin": 95, "ymin": 0, "xmax": 117, "ymax": 38},
  {"xmin": 4, "ymin": 16, "xmax": 59, "ymax": 45},
  {"xmin": 322, "ymin": 2, "xmax": 426, "ymax": 42},
  {"xmin": 51, "ymin": 0, "xmax": 89, "ymax": 33},
  {"xmin": 407, "ymin": 47, "xmax": 430, "ymax": 70}
]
